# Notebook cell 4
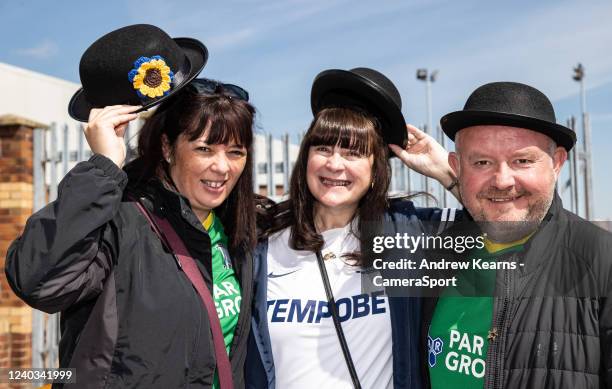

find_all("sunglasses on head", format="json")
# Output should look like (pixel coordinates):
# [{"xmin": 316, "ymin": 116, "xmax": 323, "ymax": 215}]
[{"xmin": 188, "ymin": 78, "xmax": 250, "ymax": 102}]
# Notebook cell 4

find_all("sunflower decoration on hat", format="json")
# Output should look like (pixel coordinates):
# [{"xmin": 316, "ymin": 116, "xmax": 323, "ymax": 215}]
[
  {"xmin": 68, "ymin": 24, "xmax": 208, "ymax": 122},
  {"xmin": 128, "ymin": 55, "xmax": 175, "ymax": 99}
]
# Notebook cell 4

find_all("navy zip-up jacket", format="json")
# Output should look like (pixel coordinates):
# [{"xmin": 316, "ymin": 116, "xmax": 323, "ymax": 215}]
[{"xmin": 245, "ymin": 199, "xmax": 460, "ymax": 388}]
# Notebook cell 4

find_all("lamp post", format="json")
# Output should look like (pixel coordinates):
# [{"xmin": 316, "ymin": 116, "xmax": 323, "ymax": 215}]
[
  {"xmin": 573, "ymin": 63, "xmax": 586, "ymax": 122},
  {"xmin": 417, "ymin": 68, "xmax": 438, "ymax": 206},
  {"xmin": 572, "ymin": 63, "xmax": 593, "ymax": 220},
  {"xmin": 416, "ymin": 69, "xmax": 438, "ymax": 135}
]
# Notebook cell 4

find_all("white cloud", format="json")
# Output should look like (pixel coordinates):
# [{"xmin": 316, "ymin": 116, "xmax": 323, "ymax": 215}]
[
  {"xmin": 206, "ymin": 28, "xmax": 256, "ymax": 50},
  {"xmin": 15, "ymin": 39, "xmax": 58, "ymax": 59},
  {"xmin": 125, "ymin": 0, "xmax": 351, "ymax": 51}
]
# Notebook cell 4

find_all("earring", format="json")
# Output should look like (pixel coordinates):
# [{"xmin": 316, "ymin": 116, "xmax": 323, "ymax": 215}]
[{"xmin": 371, "ymin": 180, "xmax": 375, "ymax": 189}]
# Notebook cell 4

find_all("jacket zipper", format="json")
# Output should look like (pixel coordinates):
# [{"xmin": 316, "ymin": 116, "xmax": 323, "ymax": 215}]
[{"xmin": 486, "ymin": 254, "xmax": 513, "ymax": 389}]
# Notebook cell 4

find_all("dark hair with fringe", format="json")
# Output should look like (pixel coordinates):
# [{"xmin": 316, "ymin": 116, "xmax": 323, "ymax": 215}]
[
  {"xmin": 267, "ymin": 107, "xmax": 391, "ymax": 267},
  {"xmin": 133, "ymin": 88, "xmax": 257, "ymax": 255}
]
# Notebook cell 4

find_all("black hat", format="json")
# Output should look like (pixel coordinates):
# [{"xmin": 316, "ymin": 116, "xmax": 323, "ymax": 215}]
[
  {"xmin": 68, "ymin": 24, "xmax": 208, "ymax": 122},
  {"xmin": 441, "ymin": 81, "xmax": 576, "ymax": 151},
  {"xmin": 311, "ymin": 67, "xmax": 407, "ymax": 149}
]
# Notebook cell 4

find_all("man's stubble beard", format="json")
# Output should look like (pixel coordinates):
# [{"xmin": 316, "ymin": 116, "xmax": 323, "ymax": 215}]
[{"xmin": 461, "ymin": 185, "xmax": 554, "ymax": 243}]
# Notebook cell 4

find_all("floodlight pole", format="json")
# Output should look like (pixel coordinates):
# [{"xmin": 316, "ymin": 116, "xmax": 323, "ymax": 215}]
[
  {"xmin": 573, "ymin": 63, "xmax": 593, "ymax": 220},
  {"xmin": 417, "ymin": 69, "xmax": 438, "ymax": 206}
]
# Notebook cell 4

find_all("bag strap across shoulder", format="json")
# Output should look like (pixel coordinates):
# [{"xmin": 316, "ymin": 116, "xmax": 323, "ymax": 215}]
[
  {"xmin": 315, "ymin": 250, "xmax": 362, "ymax": 389},
  {"xmin": 132, "ymin": 199, "xmax": 234, "ymax": 389}
]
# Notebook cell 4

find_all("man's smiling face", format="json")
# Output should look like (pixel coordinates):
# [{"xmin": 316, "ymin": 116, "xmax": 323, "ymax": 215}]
[{"xmin": 449, "ymin": 125, "xmax": 567, "ymax": 240}]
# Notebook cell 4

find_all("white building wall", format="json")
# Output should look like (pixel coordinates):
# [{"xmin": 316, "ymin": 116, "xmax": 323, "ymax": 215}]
[
  {"xmin": 0, "ymin": 62, "xmax": 81, "ymax": 126},
  {"xmin": 1, "ymin": 62, "xmax": 92, "ymax": 184}
]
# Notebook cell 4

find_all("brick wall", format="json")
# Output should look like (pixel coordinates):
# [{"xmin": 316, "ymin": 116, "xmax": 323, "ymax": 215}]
[{"xmin": 0, "ymin": 115, "xmax": 46, "ymax": 389}]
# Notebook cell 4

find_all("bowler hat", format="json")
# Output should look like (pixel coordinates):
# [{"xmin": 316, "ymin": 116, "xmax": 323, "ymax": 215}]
[
  {"xmin": 311, "ymin": 67, "xmax": 407, "ymax": 150},
  {"xmin": 68, "ymin": 24, "xmax": 208, "ymax": 122},
  {"xmin": 441, "ymin": 82, "xmax": 576, "ymax": 151}
]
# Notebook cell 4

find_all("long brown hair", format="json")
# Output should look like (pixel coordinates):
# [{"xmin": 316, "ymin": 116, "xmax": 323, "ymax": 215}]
[
  {"xmin": 269, "ymin": 107, "xmax": 391, "ymax": 267},
  {"xmin": 130, "ymin": 88, "xmax": 257, "ymax": 255}
]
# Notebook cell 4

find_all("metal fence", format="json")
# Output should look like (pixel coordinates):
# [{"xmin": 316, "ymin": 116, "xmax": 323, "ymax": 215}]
[
  {"xmin": 561, "ymin": 115, "xmax": 593, "ymax": 218},
  {"xmin": 254, "ymin": 127, "xmax": 455, "ymax": 207}
]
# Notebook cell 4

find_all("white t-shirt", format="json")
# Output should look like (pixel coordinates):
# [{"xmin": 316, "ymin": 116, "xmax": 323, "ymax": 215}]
[{"xmin": 266, "ymin": 223, "xmax": 393, "ymax": 389}]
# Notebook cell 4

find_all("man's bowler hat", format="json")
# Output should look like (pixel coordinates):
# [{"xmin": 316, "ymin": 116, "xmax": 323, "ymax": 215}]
[{"xmin": 441, "ymin": 82, "xmax": 576, "ymax": 151}]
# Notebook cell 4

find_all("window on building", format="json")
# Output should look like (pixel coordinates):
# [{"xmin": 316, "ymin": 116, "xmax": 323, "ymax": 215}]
[
  {"xmin": 257, "ymin": 163, "xmax": 267, "ymax": 174},
  {"xmin": 275, "ymin": 185, "xmax": 285, "ymax": 196},
  {"xmin": 275, "ymin": 162, "xmax": 284, "ymax": 173}
]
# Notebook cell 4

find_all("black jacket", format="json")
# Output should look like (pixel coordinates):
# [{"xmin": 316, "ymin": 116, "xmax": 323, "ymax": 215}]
[
  {"xmin": 421, "ymin": 193, "xmax": 612, "ymax": 388},
  {"xmin": 5, "ymin": 155, "xmax": 253, "ymax": 388}
]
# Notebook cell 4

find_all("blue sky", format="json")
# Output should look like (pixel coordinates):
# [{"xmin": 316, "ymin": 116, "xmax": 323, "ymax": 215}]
[{"xmin": 1, "ymin": 0, "xmax": 611, "ymax": 219}]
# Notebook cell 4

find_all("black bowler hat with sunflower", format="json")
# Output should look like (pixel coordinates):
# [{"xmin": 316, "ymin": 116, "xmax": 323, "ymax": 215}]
[{"xmin": 68, "ymin": 24, "xmax": 208, "ymax": 122}]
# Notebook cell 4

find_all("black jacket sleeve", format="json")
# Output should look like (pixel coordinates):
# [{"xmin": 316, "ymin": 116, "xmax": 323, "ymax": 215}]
[{"xmin": 5, "ymin": 154, "xmax": 127, "ymax": 313}]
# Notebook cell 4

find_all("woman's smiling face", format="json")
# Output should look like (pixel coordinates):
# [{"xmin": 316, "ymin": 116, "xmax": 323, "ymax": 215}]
[
  {"xmin": 165, "ymin": 125, "xmax": 247, "ymax": 221},
  {"xmin": 306, "ymin": 144, "xmax": 374, "ymax": 213}
]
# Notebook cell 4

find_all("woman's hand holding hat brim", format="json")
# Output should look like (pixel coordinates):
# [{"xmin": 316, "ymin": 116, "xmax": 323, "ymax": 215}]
[
  {"xmin": 389, "ymin": 124, "xmax": 456, "ymax": 190},
  {"xmin": 84, "ymin": 105, "xmax": 141, "ymax": 168}
]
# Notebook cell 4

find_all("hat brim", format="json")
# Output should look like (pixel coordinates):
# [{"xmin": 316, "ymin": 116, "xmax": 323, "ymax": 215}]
[
  {"xmin": 441, "ymin": 110, "xmax": 576, "ymax": 151},
  {"xmin": 311, "ymin": 69, "xmax": 407, "ymax": 151},
  {"xmin": 68, "ymin": 37, "xmax": 208, "ymax": 122}
]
